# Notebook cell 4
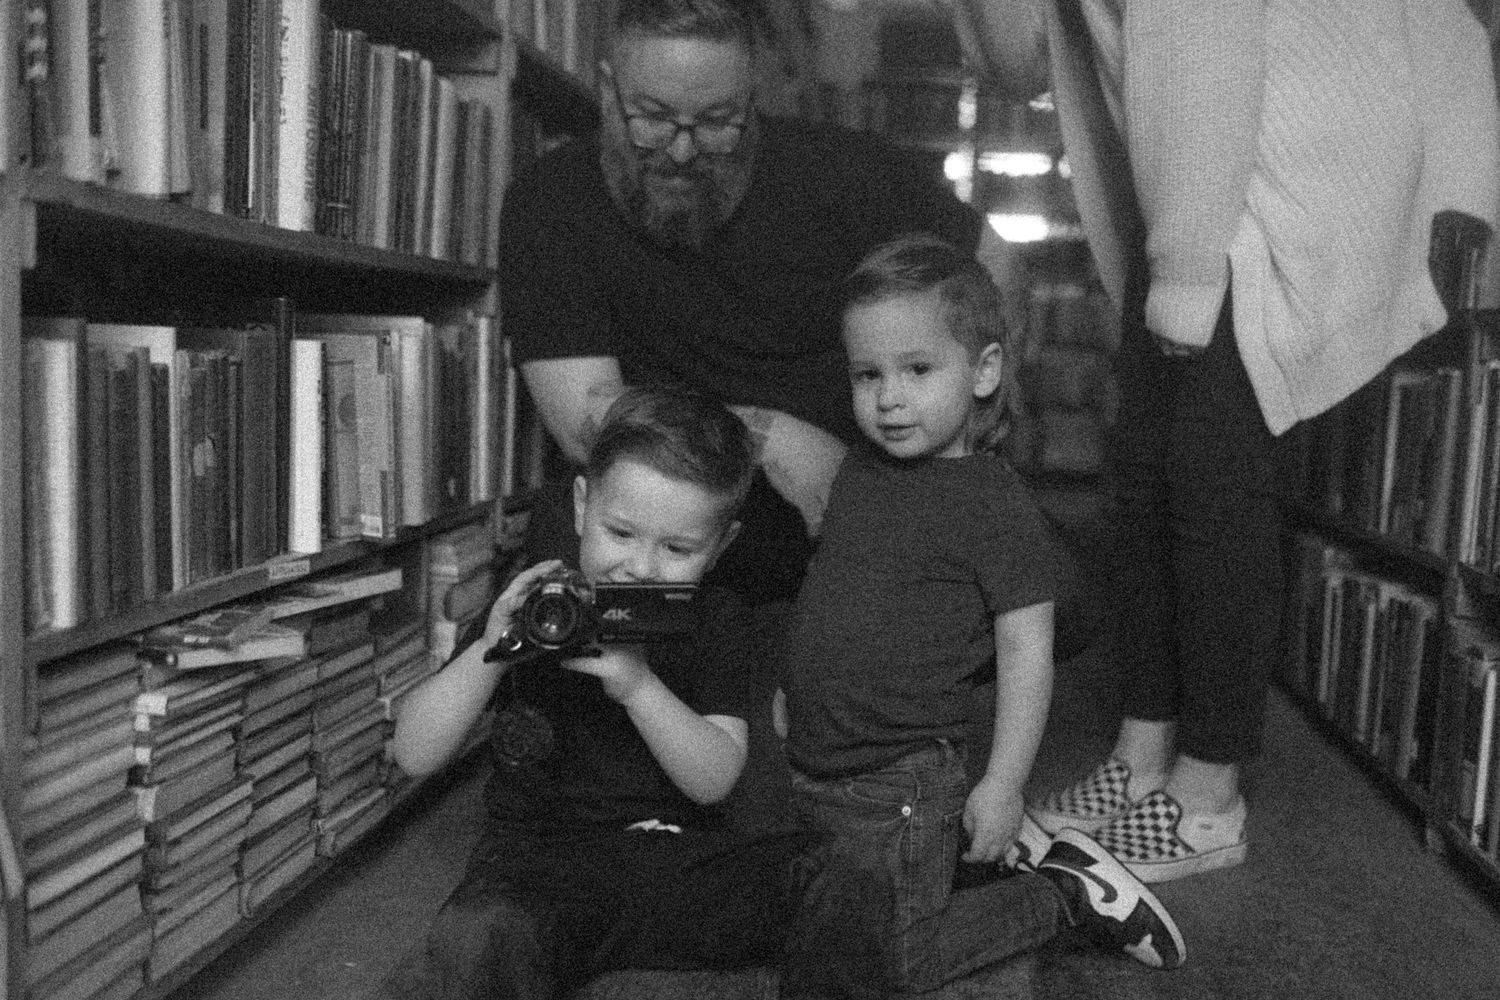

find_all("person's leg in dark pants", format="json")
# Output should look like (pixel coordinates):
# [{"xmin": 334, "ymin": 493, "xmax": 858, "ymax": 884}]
[
  {"xmin": 1092, "ymin": 296, "xmax": 1280, "ymax": 880},
  {"xmin": 423, "ymin": 848, "xmax": 566, "ymax": 1000}
]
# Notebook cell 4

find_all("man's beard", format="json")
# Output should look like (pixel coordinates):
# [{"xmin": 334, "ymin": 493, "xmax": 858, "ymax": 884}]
[{"xmin": 601, "ymin": 119, "xmax": 757, "ymax": 250}]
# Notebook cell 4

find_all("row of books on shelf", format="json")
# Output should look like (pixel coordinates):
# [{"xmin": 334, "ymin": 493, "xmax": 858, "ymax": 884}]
[
  {"xmin": 1284, "ymin": 535, "xmax": 1444, "ymax": 795},
  {"xmin": 15, "ymin": 558, "xmax": 497, "ymax": 1000},
  {"xmin": 503, "ymin": 0, "xmax": 602, "ymax": 82},
  {"xmin": 1445, "ymin": 626, "xmax": 1500, "ymax": 864},
  {"xmin": 17, "ymin": 0, "xmax": 498, "ymax": 265},
  {"xmin": 1298, "ymin": 362, "xmax": 1467, "ymax": 561},
  {"xmin": 20, "ymin": 306, "xmax": 501, "ymax": 638}
]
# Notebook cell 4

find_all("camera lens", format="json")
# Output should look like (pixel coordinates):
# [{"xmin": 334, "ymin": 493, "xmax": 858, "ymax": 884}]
[{"xmin": 526, "ymin": 591, "xmax": 581, "ymax": 647}]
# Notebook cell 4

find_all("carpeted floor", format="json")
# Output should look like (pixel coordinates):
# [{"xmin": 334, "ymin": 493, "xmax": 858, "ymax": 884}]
[{"xmin": 178, "ymin": 638, "xmax": 1500, "ymax": 1000}]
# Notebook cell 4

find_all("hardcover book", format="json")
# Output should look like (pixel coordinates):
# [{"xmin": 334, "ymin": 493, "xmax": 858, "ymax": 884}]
[
  {"xmin": 139, "ymin": 617, "xmax": 306, "ymax": 670},
  {"xmin": 22, "ymin": 317, "xmax": 87, "ymax": 632},
  {"xmin": 240, "ymin": 710, "xmax": 313, "ymax": 764},
  {"xmin": 25, "ymin": 850, "xmax": 143, "ymax": 943},
  {"xmin": 239, "ymin": 834, "xmax": 318, "ymax": 914},
  {"xmin": 240, "ymin": 803, "xmax": 314, "ymax": 877},
  {"xmin": 26, "ymin": 915, "xmax": 151, "ymax": 1000},
  {"xmin": 146, "ymin": 882, "xmax": 241, "ymax": 982},
  {"xmin": 26, "ymin": 881, "xmax": 144, "ymax": 987}
]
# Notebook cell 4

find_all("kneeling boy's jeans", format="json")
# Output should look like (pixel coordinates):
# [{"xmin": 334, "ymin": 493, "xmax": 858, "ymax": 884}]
[{"xmin": 786, "ymin": 742, "xmax": 1065, "ymax": 996}]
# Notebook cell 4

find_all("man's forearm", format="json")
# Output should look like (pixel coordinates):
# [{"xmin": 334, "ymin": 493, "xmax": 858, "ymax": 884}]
[
  {"xmin": 520, "ymin": 358, "xmax": 626, "ymax": 463},
  {"xmin": 729, "ymin": 404, "xmax": 846, "ymax": 536}
]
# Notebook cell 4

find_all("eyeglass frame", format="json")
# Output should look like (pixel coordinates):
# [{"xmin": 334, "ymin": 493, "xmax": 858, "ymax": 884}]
[{"xmin": 604, "ymin": 70, "xmax": 754, "ymax": 155}]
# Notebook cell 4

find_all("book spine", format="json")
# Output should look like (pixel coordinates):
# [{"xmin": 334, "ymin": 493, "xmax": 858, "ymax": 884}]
[
  {"xmin": 289, "ymin": 338, "xmax": 324, "ymax": 553},
  {"xmin": 102, "ymin": 0, "xmax": 172, "ymax": 196},
  {"xmin": 274, "ymin": 0, "xmax": 320, "ymax": 230}
]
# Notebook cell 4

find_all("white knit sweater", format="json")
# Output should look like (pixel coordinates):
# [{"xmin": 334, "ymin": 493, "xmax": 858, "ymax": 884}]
[{"xmin": 1047, "ymin": 0, "xmax": 1500, "ymax": 434}]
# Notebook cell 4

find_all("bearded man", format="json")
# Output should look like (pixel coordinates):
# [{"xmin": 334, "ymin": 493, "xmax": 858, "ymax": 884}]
[{"xmin": 498, "ymin": 0, "xmax": 1005, "ymax": 607}]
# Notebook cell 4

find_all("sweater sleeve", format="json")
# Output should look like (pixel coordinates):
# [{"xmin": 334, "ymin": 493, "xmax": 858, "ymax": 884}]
[{"xmin": 1125, "ymin": 0, "xmax": 1265, "ymax": 348}]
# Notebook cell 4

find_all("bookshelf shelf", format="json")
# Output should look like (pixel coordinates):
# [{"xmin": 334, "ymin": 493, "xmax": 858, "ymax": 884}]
[
  {"xmin": 322, "ymin": 0, "xmax": 505, "ymax": 44},
  {"xmin": 21, "ymin": 499, "xmax": 493, "ymax": 671},
  {"xmin": 18, "ymin": 173, "xmax": 493, "ymax": 284},
  {"xmin": 1285, "ymin": 501, "xmax": 1450, "ymax": 584}
]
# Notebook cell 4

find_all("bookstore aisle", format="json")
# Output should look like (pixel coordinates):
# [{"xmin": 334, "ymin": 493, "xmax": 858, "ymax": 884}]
[{"xmin": 177, "ymin": 637, "xmax": 1500, "ymax": 1000}]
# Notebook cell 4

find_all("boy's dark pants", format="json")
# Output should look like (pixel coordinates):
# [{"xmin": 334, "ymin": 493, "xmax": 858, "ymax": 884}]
[
  {"xmin": 423, "ymin": 824, "xmax": 811, "ymax": 999},
  {"xmin": 784, "ymin": 742, "xmax": 1065, "ymax": 998}
]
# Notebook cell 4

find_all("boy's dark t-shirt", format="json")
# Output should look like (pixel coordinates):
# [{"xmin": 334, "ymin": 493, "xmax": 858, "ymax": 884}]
[
  {"xmin": 482, "ymin": 585, "xmax": 756, "ymax": 834},
  {"xmin": 781, "ymin": 447, "xmax": 1062, "ymax": 779},
  {"xmin": 478, "ymin": 479, "xmax": 758, "ymax": 833}
]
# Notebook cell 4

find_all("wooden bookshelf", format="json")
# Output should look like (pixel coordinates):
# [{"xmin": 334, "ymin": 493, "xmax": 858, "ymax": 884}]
[
  {"xmin": 0, "ymin": 2, "xmax": 602, "ymax": 997},
  {"xmin": 1279, "ymin": 266, "xmax": 1500, "ymax": 903}
]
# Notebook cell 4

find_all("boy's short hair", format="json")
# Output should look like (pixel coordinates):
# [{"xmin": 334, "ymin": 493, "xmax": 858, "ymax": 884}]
[
  {"xmin": 608, "ymin": 0, "xmax": 759, "ymax": 52},
  {"xmin": 842, "ymin": 232, "xmax": 1021, "ymax": 452},
  {"xmin": 583, "ymin": 385, "xmax": 755, "ymax": 527}
]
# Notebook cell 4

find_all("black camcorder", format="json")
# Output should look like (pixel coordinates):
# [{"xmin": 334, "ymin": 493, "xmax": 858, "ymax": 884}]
[{"xmin": 484, "ymin": 567, "xmax": 701, "ymax": 663}]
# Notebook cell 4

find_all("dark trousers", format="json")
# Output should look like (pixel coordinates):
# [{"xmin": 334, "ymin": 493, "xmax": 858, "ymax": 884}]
[
  {"xmin": 422, "ymin": 824, "xmax": 811, "ymax": 999},
  {"xmin": 1106, "ymin": 296, "xmax": 1283, "ymax": 764},
  {"xmin": 784, "ymin": 744, "xmax": 1065, "ymax": 998}
]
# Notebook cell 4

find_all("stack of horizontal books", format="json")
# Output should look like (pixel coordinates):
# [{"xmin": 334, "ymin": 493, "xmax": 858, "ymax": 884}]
[
  {"xmin": 22, "ymin": 643, "xmax": 149, "ymax": 1000},
  {"xmin": 132, "ymin": 619, "xmax": 296, "ymax": 984}
]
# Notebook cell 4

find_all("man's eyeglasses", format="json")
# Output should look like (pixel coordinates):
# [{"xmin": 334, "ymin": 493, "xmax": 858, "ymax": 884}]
[{"xmin": 607, "ymin": 74, "xmax": 750, "ymax": 156}]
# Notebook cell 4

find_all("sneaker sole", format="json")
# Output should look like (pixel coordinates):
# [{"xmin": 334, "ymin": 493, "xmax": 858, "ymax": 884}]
[{"xmin": 1125, "ymin": 841, "xmax": 1248, "ymax": 884}]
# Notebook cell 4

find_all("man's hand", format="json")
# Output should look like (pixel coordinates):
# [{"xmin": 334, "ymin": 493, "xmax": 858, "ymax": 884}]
[
  {"xmin": 962, "ymin": 775, "xmax": 1025, "ymax": 864},
  {"xmin": 729, "ymin": 405, "xmax": 846, "ymax": 536}
]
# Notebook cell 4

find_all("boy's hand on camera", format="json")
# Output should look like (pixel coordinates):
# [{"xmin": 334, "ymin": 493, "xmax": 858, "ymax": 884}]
[
  {"xmin": 962, "ymin": 775, "xmax": 1025, "ymax": 864},
  {"xmin": 561, "ymin": 644, "xmax": 653, "ymax": 704},
  {"xmin": 483, "ymin": 559, "xmax": 565, "ymax": 651}
]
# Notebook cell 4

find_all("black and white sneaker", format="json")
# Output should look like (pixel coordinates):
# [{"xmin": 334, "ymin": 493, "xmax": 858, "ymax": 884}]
[
  {"xmin": 1036, "ymin": 828, "xmax": 1186, "ymax": 970},
  {"xmin": 1003, "ymin": 812, "xmax": 1053, "ymax": 873}
]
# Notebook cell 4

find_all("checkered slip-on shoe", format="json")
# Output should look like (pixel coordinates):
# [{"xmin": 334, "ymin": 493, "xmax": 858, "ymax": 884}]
[
  {"xmin": 1036, "ymin": 828, "xmax": 1186, "ymax": 970},
  {"xmin": 1093, "ymin": 790, "xmax": 1248, "ymax": 883},
  {"xmin": 1003, "ymin": 812, "xmax": 1053, "ymax": 873},
  {"xmin": 1027, "ymin": 758, "xmax": 1158, "ymax": 836}
]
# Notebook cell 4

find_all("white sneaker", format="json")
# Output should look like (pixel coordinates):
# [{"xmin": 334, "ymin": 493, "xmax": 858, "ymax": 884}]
[
  {"xmin": 1027, "ymin": 759, "xmax": 1163, "ymax": 835},
  {"xmin": 1003, "ymin": 812, "xmax": 1053, "ymax": 872},
  {"xmin": 1093, "ymin": 791, "xmax": 1248, "ymax": 883}
]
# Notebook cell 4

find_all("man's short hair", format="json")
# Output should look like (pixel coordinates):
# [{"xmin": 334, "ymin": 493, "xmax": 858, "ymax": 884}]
[
  {"xmin": 842, "ymin": 232, "xmax": 1020, "ymax": 452},
  {"xmin": 609, "ymin": 0, "xmax": 759, "ymax": 52},
  {"xmin": 583, "ymin": 385, "xmax": 755, "ymax": 525}
]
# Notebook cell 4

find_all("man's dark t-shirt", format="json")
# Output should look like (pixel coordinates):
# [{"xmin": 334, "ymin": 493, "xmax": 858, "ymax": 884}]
[{"xmin": 497, "ymin": 116, "xmax": 981, "ymax": 601}]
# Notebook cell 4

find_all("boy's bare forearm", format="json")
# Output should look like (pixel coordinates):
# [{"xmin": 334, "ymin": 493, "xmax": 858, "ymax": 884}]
[
  {"xmin": 619, "ymin": 673, "xmax": 749, "ymax": 805},
  {"xmin": 391, "ymin": 639, "xmax": 505, "ymax": 778},
  {"xmin": 985, "ymin": 602, "xmax": 1055, "ymax": 795}
]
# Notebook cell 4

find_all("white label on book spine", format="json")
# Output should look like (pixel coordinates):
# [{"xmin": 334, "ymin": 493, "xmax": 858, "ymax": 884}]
[{"xmin": 267, "ymin": 558, "xmax": 310, "ymax": 582}]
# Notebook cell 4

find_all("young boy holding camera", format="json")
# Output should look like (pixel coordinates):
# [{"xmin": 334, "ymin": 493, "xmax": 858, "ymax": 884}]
[{"xmin": 392, "ymin": 386, "xmax": 810, "ymax": 999}]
